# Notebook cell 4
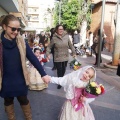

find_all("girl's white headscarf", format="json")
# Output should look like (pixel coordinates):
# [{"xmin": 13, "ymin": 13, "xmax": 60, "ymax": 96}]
[
  {"xmin": 64, "ymin": 65, "xmax": 96, "ymax": 99},
  {"xmin": 76, "ymin": 65, "xmax": 96, "ymax": 82}
]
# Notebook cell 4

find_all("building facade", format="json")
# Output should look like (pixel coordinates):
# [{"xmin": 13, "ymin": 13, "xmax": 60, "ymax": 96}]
[
  {"xmin": 27, "ymin": 0, "xmax": 55, "ymax": 33},
  {"xmin": 90, "ymin": 0, "xmax": 117, "ymax": 52},
  {"xmin": 0, "ymin": 0, "xmax": 28, "ymax": 28}
]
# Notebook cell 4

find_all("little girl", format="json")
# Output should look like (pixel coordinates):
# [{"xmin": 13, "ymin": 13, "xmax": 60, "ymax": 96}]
[
  {"xmin": 28, "ymin": 48, "xmax": 49, "ymax": 90},
  {"xmin": 50, "ymin": 65, "xmax": 96, "ymax": 120}
]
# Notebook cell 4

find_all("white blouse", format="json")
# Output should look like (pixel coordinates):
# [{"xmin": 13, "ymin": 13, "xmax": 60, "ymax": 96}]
[{"xmin": 50, "ymin": 71, "xmax": 95, "ymax": 104}]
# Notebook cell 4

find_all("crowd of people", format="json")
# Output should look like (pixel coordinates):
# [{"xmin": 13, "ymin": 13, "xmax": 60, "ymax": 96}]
[{"xmin": 0, "ymin": 14, "xmax": 119, "ymax": 120}]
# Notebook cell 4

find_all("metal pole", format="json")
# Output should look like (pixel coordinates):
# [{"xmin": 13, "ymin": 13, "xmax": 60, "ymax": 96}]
[
  {"xmin": 59, "ymin": 0, "xmax": 61, "ymax": 24},
  {"xmin": 97, "ymin": 0, "xmax": 106, "ymax": 67}
]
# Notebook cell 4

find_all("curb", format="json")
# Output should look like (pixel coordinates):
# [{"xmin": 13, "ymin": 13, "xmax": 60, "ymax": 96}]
[{"xmin": 104, "ymin": 63, "xmax": 117, "ymax": 69}]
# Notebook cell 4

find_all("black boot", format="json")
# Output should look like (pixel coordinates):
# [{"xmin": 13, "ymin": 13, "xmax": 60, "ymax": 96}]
[
  {"xmin": 52, "ymin": 66, "xmax": 56, "ymax": 70},
  {"xmin": 57, "ymin": 85, "xmax": 62, "ymax": 89}
]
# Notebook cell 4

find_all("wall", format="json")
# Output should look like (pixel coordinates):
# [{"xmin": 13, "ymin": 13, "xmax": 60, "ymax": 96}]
[{"xmin": 90, "ymin": 2, "xmax": 116, "ymax": 52}]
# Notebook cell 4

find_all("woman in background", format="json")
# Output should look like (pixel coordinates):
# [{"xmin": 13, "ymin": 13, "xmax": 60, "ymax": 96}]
[{"xmin": 46, "ymin": 25, "xmax": 76, "ymax": 89}]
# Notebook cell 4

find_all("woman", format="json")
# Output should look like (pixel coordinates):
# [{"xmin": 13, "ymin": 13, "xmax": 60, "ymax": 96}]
[
  {"xmin": 50, "ymin": 28, "xmax": 56, "ymax": 70},
  {"xmin": 46, "ymin": 25, "xmax": 76, "ymax": 89},
  {"xmin": 73, "ymin": 30, "xmax": 80, "ymax": 45},
  {"xmin": 28, "ymin": 33, "xmax": 34, "ymax": 49},
  {"xmin": 117, "ymin": 59, "xmax": 120, "ymax": 76},
  {"xmin": 0, "ymin": 14, "xmax": 50, "ymax": 120},
  {"xmin": 93, "ymin": 29, "xmax": 106, "ymax": 65}
]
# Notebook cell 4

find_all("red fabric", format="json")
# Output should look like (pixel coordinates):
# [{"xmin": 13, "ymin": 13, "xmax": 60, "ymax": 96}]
[{"xmin": 41, "ymin": 58, "xmax": 47, "ymax": 63}]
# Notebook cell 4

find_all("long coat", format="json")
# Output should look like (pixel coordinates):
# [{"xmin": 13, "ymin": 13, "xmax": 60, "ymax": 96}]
[{"xmin": 46, "ymin": 32, "xmax": 76, "ymax": 62}]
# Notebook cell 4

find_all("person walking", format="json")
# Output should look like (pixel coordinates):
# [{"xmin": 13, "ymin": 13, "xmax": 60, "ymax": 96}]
[
  {"xmin": 88, "ymin": 31, "xmax": 93, "ymax": 56},
  {"xmin": 50, "ymin": 28, "xmax": 56, "ymax": 70},
  {"xmin": 46, "ymin": 24, "xmax": 76, "ymax": 89},
  {"xmin": 0, "ymin": 14, "xmax": 50, "ymax": 120},
  {"xmin": 117, "ymin": 59, "xmax": 120, "ymax": 76},
  {"xmin": 73, "ymin": 30, "xmax": 80, "ymax": 46},
  {"xmin": 93, "ymin": 29, "xmax": 106, "ymax": 65},
  {"xmin": 39, "ymin": 31, "xmax": 46, "ymax": 48}
]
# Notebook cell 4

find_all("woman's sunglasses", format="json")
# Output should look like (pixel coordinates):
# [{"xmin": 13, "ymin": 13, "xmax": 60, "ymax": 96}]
[{"xmin": 7, "ymin": 26, "xmax": 21, "ymax": 32}]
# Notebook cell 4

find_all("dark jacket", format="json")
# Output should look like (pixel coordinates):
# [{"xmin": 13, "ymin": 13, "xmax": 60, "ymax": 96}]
[{"xmin": 73, "ymin": 34, "xmax": 80, "ymax": 44}]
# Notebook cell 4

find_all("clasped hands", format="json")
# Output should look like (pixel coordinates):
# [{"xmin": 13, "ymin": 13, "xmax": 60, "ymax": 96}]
[{"xmin": 42, "ymin": 75, "xmax": 51, "ymax": 84}]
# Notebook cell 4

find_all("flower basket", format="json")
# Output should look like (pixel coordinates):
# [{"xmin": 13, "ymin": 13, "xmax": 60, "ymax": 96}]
[{"xmin": 69, "ymin": 59, "xmax": 81, "ymax": 70}]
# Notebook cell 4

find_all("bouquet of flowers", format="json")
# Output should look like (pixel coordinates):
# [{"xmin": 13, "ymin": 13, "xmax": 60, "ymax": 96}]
[
  {"xmin": 69, "ymin": 59, "xmax": 81, "ymax": 70},
  {"xmin": 83, "ymin": 81, "xmax": 105, "ymax": 98},
  {"xmin": 71, "ymin": 81, "xmax": 105, "ymax": 111}
]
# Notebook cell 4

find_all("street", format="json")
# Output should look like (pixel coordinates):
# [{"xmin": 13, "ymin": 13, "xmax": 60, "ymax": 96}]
[{"xmin": 0, "ymin": 50, "xmax": 120, "ymax": 120}]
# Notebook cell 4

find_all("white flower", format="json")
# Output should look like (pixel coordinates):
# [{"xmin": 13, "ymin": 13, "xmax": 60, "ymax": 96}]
[{"xmin": 74, "ymin": 61, "xmax": 78, "ymax": 65}]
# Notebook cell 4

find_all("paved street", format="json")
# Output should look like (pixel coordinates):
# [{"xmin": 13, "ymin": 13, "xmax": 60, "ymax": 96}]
[{"xmin": 0, "ymin": 49, "xmax": 120, "ymax": 120}]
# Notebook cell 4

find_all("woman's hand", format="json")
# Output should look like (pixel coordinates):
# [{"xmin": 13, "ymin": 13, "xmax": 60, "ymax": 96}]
[{"xmin": 42, "ymin": 75, "xmax": 51, "ymax": 84}]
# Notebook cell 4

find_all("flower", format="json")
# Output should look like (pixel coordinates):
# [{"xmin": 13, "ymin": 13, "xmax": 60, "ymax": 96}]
[
  {"xmin": 100, "ymin": 84, "xmax": 105, "ymax": 94},
  {"xmin": 96, "ymin": 87, "xmax": 101, "ymax": 94},
  {"xmin": 84, "ymin": 81, "xmax": 105, "ymax": 97},
  {"xmin": 71, "ymin": 82, "xmax": 105, "ymax": 111},
  {"xmin": 74, "ymin": 61, "xmax": 78, "ymax": 65},
  {"xmin": 90, "ymin": 81, "xmax": 97, "ymax": 87}
]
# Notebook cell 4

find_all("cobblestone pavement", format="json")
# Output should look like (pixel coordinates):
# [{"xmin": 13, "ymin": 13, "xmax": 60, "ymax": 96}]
[{"xmin": 0, "ymin": 49, "xmax": 120, "ymax": 120}]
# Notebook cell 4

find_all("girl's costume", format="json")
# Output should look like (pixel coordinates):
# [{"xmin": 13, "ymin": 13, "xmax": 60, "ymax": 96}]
[
  {"xmin": 50, "ymin": 66, "xmax": 96, "ymax": 120},
  {"xmin": 28, "ymin": 56, "xmax": 48, "ymax": 90}
]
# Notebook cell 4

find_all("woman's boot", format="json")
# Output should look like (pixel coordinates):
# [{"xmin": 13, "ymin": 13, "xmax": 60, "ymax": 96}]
[
  {"xmin": 21, "ymin": 103, "xmax": 32, "ymax": 120},
  {"xmin": 5, "ymin": 104, "xmax": 16, "ymax": 120}
]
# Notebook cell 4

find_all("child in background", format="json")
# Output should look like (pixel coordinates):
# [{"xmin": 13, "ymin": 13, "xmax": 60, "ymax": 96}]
[
  {"xmin": 50, "ymin": 65, "xmax": 96, "ymax": 120},
  {"xmin": 39, "ymin": 43, "xmax": 47, "ymax": 66},
  {"xmin": 34, "ymin": 34, "xmax": 40, "ymax": 45},
  {"xmin": 28, "ymin": 48, "xmax": 49, "ymax": 90},
  {"xmin": 39, "ymin": 43, "xmax": 45, "ymax": 53}
]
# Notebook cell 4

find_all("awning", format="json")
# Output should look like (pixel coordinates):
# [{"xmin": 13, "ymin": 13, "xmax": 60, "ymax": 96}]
[{"xmin": 22, "ymin": 27, "xmax": 36, "ymax": 32}]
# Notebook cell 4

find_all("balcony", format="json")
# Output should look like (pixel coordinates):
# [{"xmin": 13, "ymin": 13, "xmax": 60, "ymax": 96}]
[
  {"xmin": 27, "ymin": 15, "xmax": 39, "ymax": 22},
  {"xmin": 28, "ymin": 7, "xmax": 39, "ymax": 15}
]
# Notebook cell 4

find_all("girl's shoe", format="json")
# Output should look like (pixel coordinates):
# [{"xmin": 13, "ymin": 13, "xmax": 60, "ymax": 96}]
[{"xmin": 57, "ymin": 85, "xmax": 62, "ymax": 89}]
